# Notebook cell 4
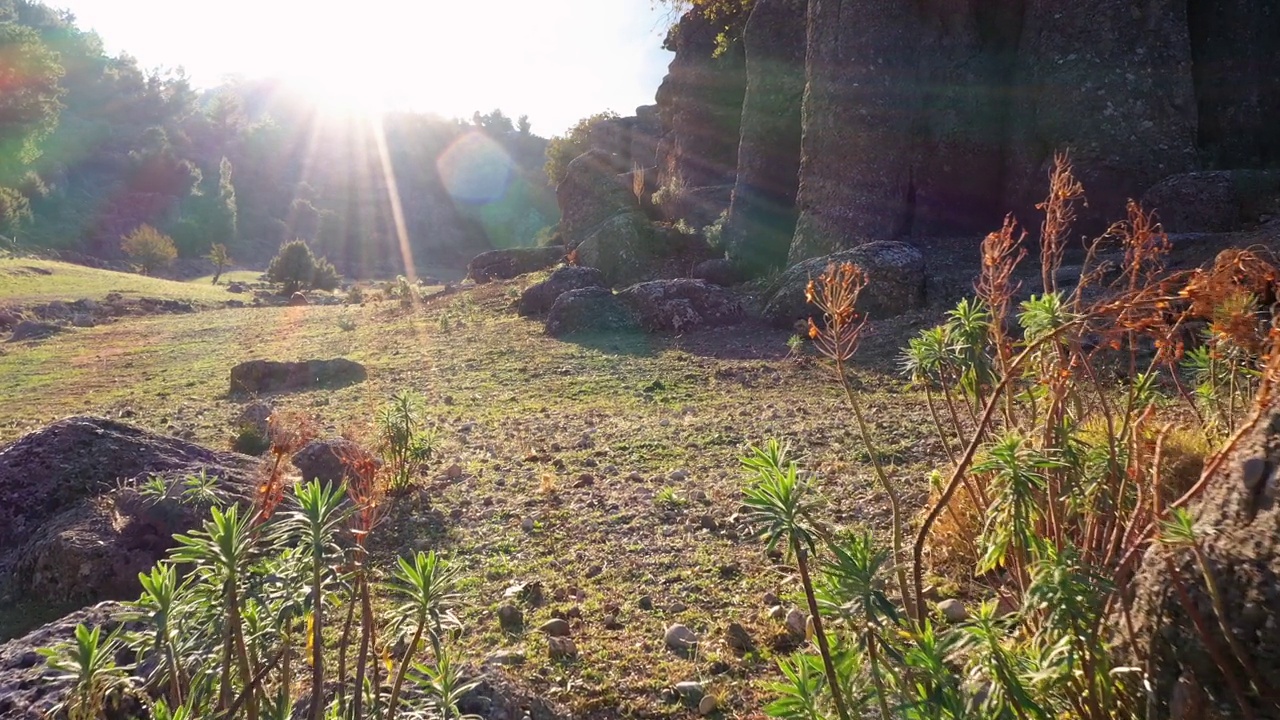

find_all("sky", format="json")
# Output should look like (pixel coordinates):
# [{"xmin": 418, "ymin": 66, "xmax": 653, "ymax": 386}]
[{"xmin": 49, "ymin": 1, "xmax": 678, "ymax": 135}]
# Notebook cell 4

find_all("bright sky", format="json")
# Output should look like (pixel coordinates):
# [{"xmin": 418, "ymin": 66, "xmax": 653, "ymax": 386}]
[{"xmin": 51, "ymin": 1, "xmax": 677, "ymax": 135}]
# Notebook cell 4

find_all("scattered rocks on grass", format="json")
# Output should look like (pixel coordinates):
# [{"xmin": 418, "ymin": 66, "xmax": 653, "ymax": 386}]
[
  {"xmin": 547, "ymin": 636, "xmax": 578, "ymax": 661},
  {"xmin": 229, "ymin": 358, "xmax": 367, "ymax": 394},
  {"xmin": 518, "ymin": 266, "xmax": 606, "ymax": 316},
  {"xmin": 469, "ymin": 246, "xmax": 564, "ymax": 283},
  {"xmin": 498, "ymin": 603, "xmax": 524, "ymax": 632},
  {"xmin": 6, "ymin": 320, "xmax": 62, "ymax": 343},
  {"xmin": 674, "ymin": 681, "xmax": 705, "ymax": 703},
  {"xmin": 538, "ymin": 618, "xmax": 571, "ymax": 637}
]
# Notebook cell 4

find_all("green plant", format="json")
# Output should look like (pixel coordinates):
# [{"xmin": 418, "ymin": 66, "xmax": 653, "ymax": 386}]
[
  {"xmin": 654, "ymin": 486, "xmax": 686, "ymax": 509},
  {"xmin": 206, "ymin": 243, "xmax": 231, "ymax": 284},
  {"xmin": 266, "ymin": 239, "xmax": 341, "ymax": 295},
  {"xmin": 122, "ymin": 224, "xmax": 178, "ymax": 275},
  {"xmin": 39, "ymin": 624, "xmax": 136, "ymax": 720},
  {"xmin": 337, "ymin": 315, "xmax": 358, "ymax": 332},
  {"xmin": 347, "ymin": 285, "xmax": 365, "ymax": 304},
  {"xmin": 703, "ymin": 210, "xmax": 729, "ymax": 252},
  {"xmin": 376, "ymin": 391, "xmax": 437, "ymax": 491},
  {"xmin": 233, "ymin": 423, "xmax": 272, "ymax": 456},
  {"xmin": 383, "ymin": 551, "xmax": 461, "ymax": 717}
]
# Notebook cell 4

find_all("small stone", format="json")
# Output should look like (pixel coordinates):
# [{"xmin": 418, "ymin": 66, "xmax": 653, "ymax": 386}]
[
  {"xmin": 707, "ymin": 660, "xmax": 731, "ymax": 675},
  {"xmin": 547, "ymin": 636, "xmax": 577, "ymax": 660},
  {"xmin": 459, "ymin": 422, "xmax": 477, "ymax": 432},
  {"xmin": 699, "ymin": 515, "xmax": 718, "ymax": 531},
  {"xmin": 497, "ymin": 603, "xmax": 523, "ymax": 631},
  {"xmin": 539, "ymin": 618, "xmax": 571, "ymax": 637},
  {"xmin": 566, "ymin": 606, "xmax": 582, "ymax": 619},
  {"xmin": 725, "ymin": 622, "xmax": 754, "ymax": 653},
  {"xmin": 446, "ymin": 463, "xmax": 463, "ymax": 479},
  {"xmin": 628, "ymin": 471, "xmax": 644, "ymax": 482},
  {"xmin": 502, "ymin": 580, "xmax": 543, "ymax": 606},
  {"xmin": 668, "ymin": 601, "xmax": 688, "ymax": 614},
  {"xmin": 602, "ymin": 465, "xmax": 618, "ymax": 475},
  {"xmin": 669, "ymin": 469, "xmax": 689, "ymax": 481},
  {"xmin": 638, "ymin": 595, "xmax": 654, "ymax": 611},
  {"xmin": 769, "ymin": 605, "xmax": 786, "ymax": 620},
  {"xmin": 604, "ymin": 614, "xmax": 623, "ymax": 630},
  {"xmin": 664, "ymin": 623, "xmax": 698, "ymax": 651},
  {"xmin": 521, "ymin": 517, "xmax": 535, "ymax": 532},
  {"xmin": 486, "ymin": 650, "xmax": 526, "ymax": 666},
  {"xmin": 585, "ymin": 564, "xmax": 602, "ymax": 578},
  {"xmin": 573, "ymin": 473, "xmax": 595, "ymax": 488},
  {"xmin": 938, "ymin": 599, "xmax": 968, "ymax": 623},
  {"xmin": 785, "ymin": 608, "xmax": 807, "ymax": 638},
  {"xmin": 762, "ymin": 591, "xmax": 779, "ymax": 606},
  {"xmin": 442, "ymin": 395, "xmax": 455, "ymax": 405},
  {"xmin": 698, "ymin": 695, "xmax": 718, "ymax": 715},
  {"xmin": 674, "ymin": 681, "xmax": 704, "ymax": 703}
]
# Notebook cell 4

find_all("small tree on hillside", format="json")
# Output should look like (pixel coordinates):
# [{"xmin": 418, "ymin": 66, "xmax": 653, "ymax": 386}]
[
  {"xmin": 122, "ymin": 224, "xmax": 177, "ymax": 275},
  {"xmin": 267, "ymin": 239, "xmax": 341, "ymax": 294},
  {"xmin": 206, "ymin": 243, "xmax": 231, "ymax": 284}
]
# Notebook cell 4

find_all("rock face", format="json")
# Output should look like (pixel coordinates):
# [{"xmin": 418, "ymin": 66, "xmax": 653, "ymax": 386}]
[
  {"xmin": 722, "ymin": 0, "xmax": 806, "ymax": 274},
  {"xmin": 573, "ymin": 214, "xmax": 663, "ymax": 287},
  {"xmin": 1143, "ymin": 170, "xmax": 1280, "ymax": 233},
  {"xmin": 618, "ymin": 279, "xmax": 745, "ymax": 333},
  {"xmin": 6, "ymin": 321, "xmax": 62, "ymax": 343},
  {"xmin": 0, "ymin": 602, "xmax": 140, "ymax": 720},
  {"xmin": 0, "ymin": 417, "xmax": 255, "ymax": 603},
  {"xmin": 557, "ymin": 150, "xmax": 641, "ymax": 250},
  {"xmin": 518, "ymin": 266, "xmax": 606, "ymax": 316},
  {"xmin": 468, "ymin": 246, "xmax": 564, "ymax": 283},
  {"xmin": 1129, "ymin": 404, "xmax": 1280, "ymax": 719},
  {"xmin": 763, "ymin": 241, "xmax": 926, "ymax": 327},
  {"xmin": 230, "ymin": 358, "xmax": 367, "ymax": 395},
  {"xmin": 545, "ymin": 288, "xmax": 638, "ymax": 337}
]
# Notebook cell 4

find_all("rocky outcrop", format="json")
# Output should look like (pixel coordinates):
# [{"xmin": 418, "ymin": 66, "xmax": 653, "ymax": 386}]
[
  {"xmin": 1143, "ymin": 170, "xmax": 1280, "ymax": 233},
  {"xmin": 292, "ymin": 437, "xmax": 376, "ymax": 484},
  {"xmin": 763, "ymin": 241, "xmax": 926, "ymax": 327},
  {"xmin": 654, "ymin": 11, "xmax": 748, "ymax": 194},
  {"xmin": 618, "ymin": 279, "xmax": 745, "ymax": 332},
  {"xmin": 557, "ymin": 151, "xmax": 642, "ymax": 250},
  {"xmin": 573, "ymin": 214, "xmax": 664, "ymax": 287},
  {"xmin": 468, "ymin": 247, "xmax": 564, "ymax": 283},
  {"xmin": 1129, "ymin": 403, "xmax": 1280, "ymax": 719},
  {"xmin": 545, "ymin": 288, "xmax": 638, "ymax": 337},
  {"xmin": 518, "ymin": 266, "xmax": 606, "ymax": 316},
  {"xmin": 0, "ymin": 417, "xmax": 255, "ymax": 603},
  {"xmin": 789, "ymin": 0, "xmax": 919, "ymax": 263},
  {"xmin": 722, "ymin": 0, "xmax": 806, "ymax": 274},
  {"xmin": 229, "ymin": 358, "xmax": 367, "ymax": 395}
]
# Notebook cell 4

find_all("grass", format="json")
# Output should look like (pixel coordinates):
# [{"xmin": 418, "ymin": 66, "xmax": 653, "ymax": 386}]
[
  {"xmin": 0, "ymin": 277, "xmax": 944, "ymax": 718},
  {"xmin": 0, "ymin": 258, "xmax": 240, "ymax": 306},
  {"xmin": 184, "ymin": 269, "xmax": 265, "ymax": 286}
]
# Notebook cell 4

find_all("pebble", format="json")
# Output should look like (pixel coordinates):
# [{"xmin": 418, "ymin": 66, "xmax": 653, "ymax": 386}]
[
  {"xmin": 664, "ymin": 623, "xmax": 698, "ymax": 651},
  {"xmin": 486, "ymin": 650, "xmax": 525, "ymax": 666},
  {"xmin": 521, "ymin": 517, "xmax": 535, "ymax": 532},
  {"xmin": 669, "ymin": 469, "xmax": 689, "ymax": 481},
  {"xmin": 938, "ymin": 599, "xmax": 968, "ymax": 623},
  {"xmin": 602, "ymin": 465, "xmax": 618, "ymax": 475},
  {"xmin": 638, "ymin": 595, "xmax": 654, "ymax": 611},
  {"xmin": 698, "ymin": 695, "xmax": 718, "ymax": 715},
  {"xmin": 573, "ymin": 473, "xmax": 595, "ymax": 488},
  {"xmin": 445, "ymin": 463, "xmax": 463, "ymax": 479},
  {"xmin": 725, "ymin": 622, "xmax": 754, "ymax": 652},
  {"xmin": 497, "ymin": 603, "xmax": 523, "ymax": 631},
  {"xmin": 628, "ymin": 471, "xmax": 645, "ymax": 482},
  {"xmin": 769, "ymin": 605, "xmax": 786, "ymax": 620},
  {"xmin": 547, "ymin": 636, "xmax": 577, "ymax": 660},
  {"xmin": 785, "ymin": 608, "xmax": 807, "ymax": 638},
  {"xmin": 762, "ymin": 591, "xmax": 779, "ymax": 606},
  {"xmin": 674, "ymin": 681, "xmax": 704, "ymax": 702},
  {"xmin": 668, "ymin": 601, "xmax": 687, "ymax": 614},
  {"xmin": 539, "ymin": 618, "xmax": 571, "ymax": 637},
  {"xmin": 603, "ymin": 614, "xmax": 623, "ymax": 629}
]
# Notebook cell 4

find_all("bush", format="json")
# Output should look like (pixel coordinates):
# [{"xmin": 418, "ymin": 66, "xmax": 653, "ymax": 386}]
[
  {"xmin": 121, "ymin": 224, "xmax": 177, "ymax": 275},
  {"xmin": 266, "ymin": 239, "xmax": 341, "ymax": 294},
  {"xmin": 205, "ymin": 243, "xmax": 231, "ymax": 285},
  {"xmin": 544, "ymin": 111, "xmax": 619, "ymax": 186},
  {"xmin": 230, "ymin": 423, "xmax": 270, "ymax": 456}
]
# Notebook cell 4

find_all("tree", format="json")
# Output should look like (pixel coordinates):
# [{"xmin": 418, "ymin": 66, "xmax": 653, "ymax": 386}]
[
  {"xmin": 544, "ymin": 111, "xmax": 619, "ymax": 186},
  {"xmin": 206, "ymin": 243, "xmax": 231, "ymax": 284},
  {"xmin": 122, "ymin": 224, "xmax": 177, "ymax": 275},
  {"xmin": 517, "ymin": 114, "xmax": 532, "ymax": 136},
  {"xmin": 171, "ymin": 157, "xmax": 238, "ymax": 256},
  {"xmin": 0, "ymin": 23, "xmax": 64, "ymax": 175},
  {"xmin": 266, "ymin": 239, "xmax": 340, "ymax": 294}
]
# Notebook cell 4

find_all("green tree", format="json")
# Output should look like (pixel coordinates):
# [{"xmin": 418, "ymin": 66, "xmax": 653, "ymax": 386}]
[
  {"xmin": 206, "ymin": 243, "xmax": 231, "ymax": 284},
  {"xmin": 121, "ymin": 224, "xmax": 177, "ymax": 275},
  {"xmin": 544, "ymin": 110, "xmax": 619, "ymax": 186},
  {"xmin": 267, "ymin": 239, "xmax": 341, "ymax": 294},
  {"xmin": 0, "ymin": 22, "xmax": 64, "ymax": 236}
]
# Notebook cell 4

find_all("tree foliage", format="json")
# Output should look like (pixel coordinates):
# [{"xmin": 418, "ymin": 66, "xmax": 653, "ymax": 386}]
[
  {"xmin": 267, "ymin": 239, "xmax": 340, "ymax": 294},
  {"xmin": 544, "ymin": 111, "xmax": 620, "ymax": 186},
  {"xmin": 121, "ymin": 224, "xmax": 177, "ymax": 275}
]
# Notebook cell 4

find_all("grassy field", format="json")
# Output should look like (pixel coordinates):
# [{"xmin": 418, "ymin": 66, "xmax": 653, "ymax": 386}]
[
  {"xmin": 0, "ymin": 258, "xmax": 249, "ymax": 306},
  {"xmin": 0, "ymin": 273, "xmax": 945, "ymax": 718}
]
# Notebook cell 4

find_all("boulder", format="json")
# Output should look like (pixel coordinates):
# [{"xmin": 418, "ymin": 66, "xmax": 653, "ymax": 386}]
[
  {"xmin": 468, "ymin": 247, "xmax": 564, "ymax": 284},
  {"xmin": 457, "ymin": 672, "xmax": 568, "ymax": 720},
  {"xmin": 618, "ymin": 279, "xmax": 745, "ymax": 333},
  {"xmin": 288, "ymin": 291, "xmax": 310, "ymax": 306},
  {"xmin": 545, "ymin": 288, "xmax": 638, "ymax": 337},
  {"xmin": 292, "ymin": 437, "xmax": 377, "ymax": 484},
  {"xmin": 763, "ymin": 241, "xmax": 926, "ymax": 327},
  {"xmin": 0, "ymin": 418, "xmax": 255, "ymax": 602},
  {"xmin": 6, "ymin": 321, "xmax": 62, "ymax": 343},
  {"xmin": 229, "ymin": 358, "xmax": 367, "ymax": 395},
  {"xmin": 691, "ymin": 258, "xmax": 739, "ymax": 287},
  {"xmin": 1129, "ymin": 404, "xmax": 1280, "ymax": 719},
  {"xmin": 1143, "ymin": 170, "xmax": 1280, "ymax": 233},
  {"xmin": 557, "ymin": 150, "xmax": 640, "ymax": 249},
  {"xmin": 0, "ymin": 602, "xmax": 142, "ymax": 720},
  {"xmin": 574, "ymin": 213, "xmax": 664, "ymax": 287},
  {"xmin": 235, "ymin": 400, "xmax": 275, "ymax": 436},
  {"xmin": 518, "ymin": 266, "xmax": 606, "ymax": 317},
  {"xmin": 0, "ymin": 309, "xmax": 21, "ymax": 329},
  {"xmin": 722, "ymin": 0, "xmax": 806, "ymax": 275}
]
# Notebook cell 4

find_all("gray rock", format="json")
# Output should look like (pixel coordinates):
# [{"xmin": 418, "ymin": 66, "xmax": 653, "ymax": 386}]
[
  {"xmin": 573, "ymin": 213, "xmax": 662, "ymax": 287},
  {"xmin": 785, "ymin": 607, "xmax": 807, "ymax": 638},
  {"xmin": 558, "ymin": 150, "xmax": 640, "ymax": 249},
  {"xmin": 763, "ymin": 241, "xmax": 925, "ymax": 327},
  {"xmin": 1143, "ymin": 170, "xmax": 1280, "ymax": 233},
  {"xmin": 292, "ymin": 438, "xmax": 375, "ymax": 484},
  {"xmin": 538, "ymin": 618, "xmax": 571, "ymax": 637},
  {"xmin": 726, "ymin": 622, "xmax": 755, "ymax": 653},
  {"xmin": 664, "ymin": 623, "xmax": 698, "ymax": 651},
  {"xmin": 617, "ymin": 279, "xmax": 744, "ymax": 333},
  {"xmin": 698, "ymin": 695, "xmax": 719, "ymax": 715},
  {"xmin": 518, "ymin": 266, "xmax": 606, "ymax": 316},
  {"xmin": 234, "ymin": 400, "xmax": 274, "ymax": 436},
  {"xmin": 691, "ymin": 257, "xmax": 739, "ymax": 286},
  {"xmin": 229, "ymin": 358, "xmax": 367, "ymax": 395},
  {"xmin": 544, "ymin": 287, "xmax": 638, "ymax": 337},
  {"xmin": 468, "ymin": 247, "xmax": 565, "ymax": 284},
  {"xmin": 674, "ymin": 681, "xmax": 705, "ymax": 703},
  {"xmin": 497, "ymin": 603, "xmax": 524, "ymax": 632},
  {"xmin": 547, "ymin": 636, "xmax": 577, "ymax": 661},
  {"xmin": 937, "ymin": 599, "xmax": 968, "ymax": 623},
  {"xmin": 7, "ymin": 320, "xmax": 62, "ymax": 343},
  {"xmin": 485, "ymin": 650, "xmax": 526, "ymax": 666}
]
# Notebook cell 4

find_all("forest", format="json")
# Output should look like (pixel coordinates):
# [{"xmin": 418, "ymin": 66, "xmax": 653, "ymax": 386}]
[{"xmin": 0, "ymin": 0, "xmax": 558, "ymax": 277}]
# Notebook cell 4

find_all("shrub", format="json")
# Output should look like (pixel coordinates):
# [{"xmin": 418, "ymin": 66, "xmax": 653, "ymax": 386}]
[
  {"xmin": 376, "ymin": 390, "xmax": 437, "ymax": 491},
  {"xmin": 544, "ymin": 111, "xmax": 620, "ymax": 186},
  {"xmin": 230, "ymin": 423, "xmax": 270, "ymax": 456},
  {"xmin": 121, "ymin": 224, "xmax": 177, "ymax": 275},
  {"xmin": 205, "ymin": 243, "xmax": 231, "ymax": 285},
  {"xmin": 266, "ymin": 239, "xmax": 341, "ymax": 294}
]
